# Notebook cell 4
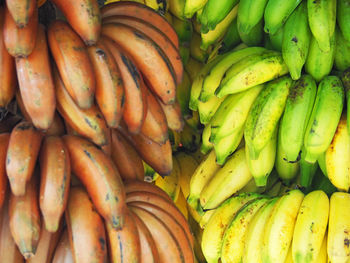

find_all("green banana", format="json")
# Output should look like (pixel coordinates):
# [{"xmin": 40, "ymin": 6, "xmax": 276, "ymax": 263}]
[
  {"xmin": 282, "ymin": 1, "xmax": 311, "ymax": 80},
  {"xmin": 190, "ymin": 32, "xmax": 209, "ymax": 63},
  {"xmin": 216, "ymin": 51, "xmax": 289, "ymax": 98},
  {"xmin": 184, "ymin": 0, "xmax": 208, "ymax": 19},
  {"xmin": 200, "ymin": 123, "xmax": 213, "ymax": 154},
  {"xmin": 221, "ymin": 197, "xmax": 270, "ymax": 263},
  {"xmin": 238, "ymin": 18, "xmax": 264, "ymax": 47},
  {"xmin": 237, "ymin": 0, "xmax": 269, "ymax": 35},
  {"xmin": 264, "ymin": 0, "xmax": 302, "ymax": 35},
  {"xmin": 300, "ymin": 145, "xmax": 319, "ymax": 188},
  {"xmin": 169, "ymin": 0, "xmax": 186, "ymax": 19},
  {"xmin": 307, "ymin": 0, "xmax": 336, "ymax": 52},
  {"xmin": 200, "ymin": 46, "xmax": 267, "ymax": 102},
  {"xmin": 317, "ymin": 152, "xmax": 328, "ymax": 178},
  {"xmin": 201, "ymin": 192, "xmax": 261, "ymax": 263},
  {"xmin": 280, "ymin": 75, "xmax": 317, "ymax": 162},
  {"xmin": 244, "ymin": 76, "xmax": 292, "ymax": 160},
  {"xmin": 303, "ymin": 76, "xmax": 344, "ymax": 163},
  {"xmin": 269, "ymin": 26, "xmax": 284, "ymax": 52},
  {"xmin": 179, "ymin": 44, "xmax": 190, "ymax": 65},
  {"xmin": 198, "ymin": 95, "xmax": 226, "ymax": 124},
  {"xmin": 337, "ymin": 0, "xmax": 350, "ymax": 43},
  {"xmin": 200, "ymin": 147, "xmax": 252, "ymax": 210},
  {"xmin": 214, "ymin": 126, "xmax": 244, "ymax": 165},
  {"xmin": 218, "ymin": 17, "xmax": 241, "ymax": 54},
  {"xmin": 172, "ymin": 15, "xmax": 193, "ymax": 44},
  {"xmin": 210, "ymin": 84, "xmax": 264, "ymax": 144},
  {"xmin": 200, "ymin": 4, "xmax": 238, "ymax": 51},
  {"xmin": 199, "ymin": 0, "xmax": 239, "ymax": 33},
  {"xmin": 176, "ymin": 70, "xmax": 192, "ymax": 119},
  {"xmin": 342, "ymin": 68, "xmax": 350, "ymax": 135},
  {"xmin": 334, "ymin": 26, "xmax": 350, "ymax": 72},
  {"xmin": 305, "ymin": 32, "xmax": 336, "ymax": 83}
]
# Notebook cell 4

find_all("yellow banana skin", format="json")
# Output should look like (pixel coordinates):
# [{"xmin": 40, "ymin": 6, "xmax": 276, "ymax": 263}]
[
  {"xmin": 292, "ymin": 190, "xmax": 329, "ymax": 263},
  {"xmin": 201, "ymin": 192, "xmax": 261, "ymax": 263},
  {"xmin": 200, "ymin": 123, "xmax": 213, "ymax": 155},
  {"xmin": 304, "ymin": 76, "xmax": 344, "ymax": 164},
  {"xmin": 328, "ymin": 192, "xmax": 350, "ymax": 263},
  {"xmin": 184, "ymin": 0, "xmax": 208, "ymax": 19},
  {"xmin": 262, "ymin": 189, "xmax": 305, "ymax": 263},
  {"xmin": 198, "ymin": 95, "xmax": 226, "ymax": 124}
]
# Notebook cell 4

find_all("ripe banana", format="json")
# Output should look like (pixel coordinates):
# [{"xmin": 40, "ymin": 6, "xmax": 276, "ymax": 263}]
[
  {"xmin": 292, "ymin": 190, "xmax": 329, "ymax": 263},
  {"xmin": 200, "ymin": 147, "xmax": 252, "ymax": 210},
  {"xmin": 184, "ymin": 0, "xmax": 208, "ymax": 18},
  {"xmin": 51, "ymin": 230, "xmax": 74, "ymax": 263},
  {"xmin": 262, "ymin": 189, "xmax": 305, "ymax": 263},
  {"xmin": 175, "ymin": 152, "xmax": 199, "ymax": 198},
  {"xmin": 216, "ymin": 51, "xmax": 289, "ymax": 98},
  {"xmin": 304, "ymin": 76, "xmax": 344, "ymax": 163},
  {"xmin": 198, "ymin": 95, "xmax": 226, "ymax": 124},
  {"xmin": 5, "ymin": 0, "xmax": 36, "ymax": 27},
  {"xmin": 244, "ymin": 75, "xmax": 292, "ymax": 160},
  {"xmin": 334, "ymin": 26, "xmax": 350, "ymax": 72},
  {"xmin": 237, "ymin": 0, "xmax": 269, "ymax": 35},
  {"xmin": 282, "ymin": 1, "xmax": 311, "ymax": 80},
  {"xmin": 337, "ymin": 0, "xmax": 350, "ymax": 43},
  {"xmin": 200, "ymin": 123, "xmax": 213, "ymax": 155}
]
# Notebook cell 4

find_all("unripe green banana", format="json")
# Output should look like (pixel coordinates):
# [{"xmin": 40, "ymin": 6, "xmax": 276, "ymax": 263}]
[
  {"xmin": 305, "ymin": 32, "xmax": 336, "ymax": 83},
  {"xmin": 218, "ymin": 17, "xmax": 241, "ymax": 54},
  {"xmin": 176, "ymin": 70, "xmax": 192, "ymax": 119},
  {"xmin": 172, "ymin": 15, "xmax": 193, "ymax": 44},
  {"xmin": 307, "ymin": 0, "xmax": 336, "ymax": 52},
  {"xmin": 200, "ymin": 47, "xmax": 267, "ymax": 102},
  {"xmin": 282, "ymin": 1, "xmax": 311, "ymax": 80},
  {"xmin": 238, "ymin": 18, "xmax": 264, "ymax": 47},
  {"xmin": 197, "ymin": 95, "xmax": 226, "ymax": 124},
  {"xmin": 342, "ymin": 68, "xmax": 350, "ymax": 134},
  {"xmin": 334, "ymin": 26, "xmax": 350, "ymax": 72},
  {"xmin": 269, "ymin": 26, "xmax": 284, "ymax": 52},
  {"xmin": 300, "ymin": 145, "xmax": 319, "ymax": 188},
  {"xmin": 179, "ymin": 44, "xmax": 190, "ymax": 65},
  {"xmin": 216, "ymin": 51, "xmax": 289, "ymax": 98},
  {"xmin": 337, "ymin": 0, "xmax": 350, "ymax": 43},
  {"xmin": 237, "ymin": 0, "xmax": 269, "ymax": 35},
  {"xmin": 264, "ymin": 0, "xmax": 302, "ymax": 35},
  {"xmin": 210, "ymin": 84, "xmax": 264, "ymax": 144},
  {"xmin": 200, "ymin": 123, "xmax": 213, "ymax": 154},
  {"xmin": 280, "ymin": 75, "xmax": 317, "ymax": 162},
  {"xmin": 303, "ymin": 76, "xmax": 344, "ymax": 164},
  {"xmin": 244, "ymin": 76, "xmax": 292, "ymax": 160},
  {"xmin": 184, "ymin": 0, "xmax": 208, "ymax": 19}
]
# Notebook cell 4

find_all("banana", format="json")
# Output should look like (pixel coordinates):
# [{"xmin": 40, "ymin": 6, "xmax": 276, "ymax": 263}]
[
  {"xmin": 175, "ymin": 152, "xmax": 199, "ymax": 198},
  {"xmin": 199, "ymin": 0, "xmax": 239, "ymax": 33},
  {"xmin": 66, "ymin": 187, "xmax": 107, "ymax": 263},
  {"xmin": 282, "ymin": 1, "xmax": 311, "ymax": 80},
  {"xmin": 238, "ymin": 18, "xmax": 264, "ymax": 47},
  {"xmin": 280, "ymin": 75, "xmax": 317, "ymax": 162},
  {"xmin": 63, "ymin": 135, "xmax": 127, "ymax": 230},
  {"xmin": 48, "ymin": 20, "xmax": 96, "ymax": 109},
  {"xmin": 307, "ymin": 0, "xmax": 336, "ymax": 52},
  {"xmin": 200, "ymin": 147, "xmax": 252, "ymax": 210},
  {"xmin": 216, "ymin": 51, "xmax": 289, "ymax": 98},
  {"xmin": 337, "ymin": 0, "xmax": 350, "ymax": 43},
  {"xmin": 5, "ymin": 0, "xmax": 36, "ymax": 27},
  {"xmin": 46, "ymin": 113, "xmax": 65, "ymax": 137},
  {"xmin": 218, "ymin": 17, "xmax": 241, "ymax": 54},
  {"xmin": 246, "ymin": 124, "xmax": 277, "ymax": 187},
  {"xmin": 304, "ymin": 76, "xmax": 344, "ymax": 163},
  {"xmin": 190, "ymin": 32, "xmax": 209, "ymax": 63},
  {"xmin": 200, "ymin": 3, "xmax": 238, "ymax": 51},
  {"xmin": 237, "ymin": 0, "xmax": 269, "ymax": 35},
  {"xmin": 175, "ymin": 189, "xmax": 189, "ymax": 219},
  {"xmin": 316, "ymin": 233, "xmax": 328, "ymax": 263},
  {"xmin": 325, "ymin": 114, "xmax": 350, "ymax": 192},
  {"xmin": 198, "ymin": 95, "xmax": 226, "ymax": 124},
  {"xmin": 187, "ymin": 149, "xmax": 220, "ymax": 214},
  {"xmin": 3, "ymin": 5, "xmax": 38, "ymax": 58},
  {"xmin": 15, "ymin": 24, "xmax": 56, "ymax": 130},
  {"xmin": 300, "ymin": 145, "xmax": 319, "ymax": 187},
  {"xmin": 169, "ymin": 0, "xmax": 185, "ymax": 19},
  {"xmin": 334, "ymin": 26, "xmax": 350, "ymax": 72},
  {"xmin": 184, "ymin": 0, "xmax": 208, "ymax": 18},
  {"xmin": 6, "ymin": 121, "xmax": 43, "ymax": 196},
  {"xmin": 51, "ymin": 230, "xmax": 74, "ymax": 263},
  {"xmin": 221, "ymin": 197, "xmax": 270, "ymax": 263},
  {"xmin": 292, "ymin": 190, "xmax": 329, "ymax": 263},
  {"xmin": 244, "ymin": 76, "xmax": 292, "ymax": 160},
  {"xmin": 185, "ymin": 57, "xmax": 203, "ymax": 81},
  {"xmin": 172, "ymin": 14, "xmax": 193, "ymax": 44},
  {"xmin": 124, "ymin": 180, "xmax": 171, "ymax": 201},
  {"xmin": 343, "ymin": 68, "xmax": 350, "ymax": 135},
  {"xmin": 263, "ymin": 0, "xmax": 302, "ymax": 35},
  {"xmin": 0, "ymin": 134, "xmax": 9, "ymax": 209},
  {"xmin": 328, "ymin": 192, "xmax": 350, "ymax": 263},
  {"xmin": 269, "ymin": 26, "xmax": 284, "ymax": 52},
  {"xmin": 201, "ymin": 192, "xmax": 261, "ymax": 263},
  {"xmin": 210, "ymin": 84, "xmax": 264, "ymax": 144},
  {"xmin": 305, "ymin": 32, "xmax": 336, "ymax": 83},
  {"xmin": 243, "ymin": 197, "xmax": 279, "ymax": 263},
  {"xmin": 198, "ymin": 209, "xmax": 216, "ymax": 229},
  {"xmin": 262, "ymin": 189, "xmax": 305, "ymax": 263},
  {"xmin": 200, "ymin": 123, "xmax": 213, "ymax": 154},
  {"xmin": 200, "ymin": 47, "xmax": 267, "ymax": 102}
]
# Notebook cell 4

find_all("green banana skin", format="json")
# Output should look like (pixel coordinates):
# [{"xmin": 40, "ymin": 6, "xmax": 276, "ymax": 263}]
[
  {"xmin": 307, "ymin": 0, "xmax": 336, "ymax": 52},
  {"xmin": 269, "ymin": 26, "xmax": 284, "ymax": 52},
  {"xmin": 184, "ymin": 0, "xmax": 208, "ymax": 19},
  {"xmin": 334, "ymin": 26, "xmax": 350, "ymax": 72},
  {"xmin": 238, "ymin": 18, "xmax": 264, "ymax": 47},
  {"xmin": 264, "ymin": 0, "xmax": 302, "ymax": 35},
  {"xmin": 341, "ymin": 68, "xmax": 350, "ymax": 135},
  {"xmin": 244, "ymin": 76, "xmax": 292, "ymax": 160},
  {"xmin": 200, "ymin": 123, "xmax": 213, "ymax": 154},
  {"xmin": 337, "ymin": 0, "xmax": 350, "ymax": 43},
  {"xmin": 305, "ymin": 32, "xmax": 336, "ymax": 83},
  {"xmin": 282, "ymin": 1, "xmax": 311, "ymax": 80},
  {"xmin": 300, "ymin": 145, "xmax": 319, "ymax": 188},
  {"xmin": 280, "ymin": 75, "xmax": 317, "ymax": 163},
  {"xmin": 237, "ymin": 0, "xmax": 269, "ymax": 35},
  {"xmin": 179, "ymin": 44, "xmax": 190, "ymax": 65},
  {"xmin": 200, "ymin": 47, "xmax": 267, "ymax": 102},
  {"xmin": 216, "ymin": 51, "xmax": 289, "ymax": 98},
  {"xmin": 218, "ymin": 17, "xmax": 241, "ymax": 54},
  {"xmin": 304, "ymin": 76, "xmax": 345, "ymax": 164},
  {"xmin": 172, "ymin": 15, "xmax": 193, "ymax": 44}
]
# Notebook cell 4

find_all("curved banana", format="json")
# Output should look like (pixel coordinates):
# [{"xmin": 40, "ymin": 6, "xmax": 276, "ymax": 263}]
[
  {"xmin": 237, "ymin": 0, "xmax": 269, "ymax": 35},
  {"xmin": 334, "ymin": 25, "xmax": 350, "ymax": 72},
  {"xmin": 218, "ymin": 17, "xmax": 241, "ymax": 54},
  {"xmin": 5, "ymin": 0, "xmax": 36, "ymax": 27},
  {"xmin": 337, "ymin": 0, "xmax": 350, "ymax": 42},
  {"xmin": 200, "ymin": 123, "xmax": 213, "ymax": 155},
  {"xmin": 238, "ymin": 18, "xmax": 264, "ymax": 47},
  {"xmin": 268, "ymin": 26, "xmax": 284, "ymax": 52},
  {"xmin": 300, "ymin": 145, "xmax": 319, "ymax": 187},
  {"xmin": 175, "ymin": 152, "xmax": 199, "ymax": 198},
  {"xmin": 198, "ymin": 95, "xmax": 226, "ymax": 124}
]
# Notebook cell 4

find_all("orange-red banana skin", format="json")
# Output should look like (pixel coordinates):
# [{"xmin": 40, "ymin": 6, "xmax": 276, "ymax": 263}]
[
  {"xmin": 16, "ymin": 25, "xmax": 56, "ymax": 130},
  {"xmin": 63, "ymin": 135, "xmax": 127, "ymax": 230},
  {"xmin": 158, "ymin": 99, "xmax": 184, "ymax": 132},
  {"xmin": 52, "ymin": 230, "xmax": 74, "ymax": 263},
  {"xmin": 106, "ymin": 206, "xmax": 141, "ymax": 263},
  {"xmin": 9, "ymin": 173, "xmax": 41, "ymax": 260},
  {"xmin": 6, "ymin": 121, "xmax": 43, "ymax": 196},
  {"xmin": 65, "ymin": 187, "xmax": 108, "ymax": 263},
  {"xmin": 48, "ymin": 20, "xmax": 95, "ymax": 109},
  {"xmin": 3, "ymin": 5, "xmax": 38, "ymax": 58},
  {"xmin": 0, "ymin": 133, "xmax": 10, "ymax": 209},
  {"xmin": 46, "ymin": 112, "xmax": 66, "ymax": 136},
  {"xmin": 50, "ymin": 0, "xmax": 101, "ymax": 45},
  {"xmin": 0, "ymin": 7, "xmax": 16, "ymax": 108},
  {"xmin": 102, "ymin": 23, "xmax": 177, "ymax": 105},
  {"xmin": 5, "ymin": 0, "xmax": 36, "ymax": 28},
  {"xmin": 87, "ymin": 41, "xmax": 125, "ymax": 128},
  {"xmin": 111, "ymin": 129, "xmax": 144, "ymax": 181},
  {"xmin": 15, "ymin": 90, "xmax": 31, "ymax": 122},
  {"xmin": 124, "ymin": 180, "xmax": 172, "ymax": 202},
  {"xmin": 39, "ymin": 136, "xmax": 71, "ymax": 233}
]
